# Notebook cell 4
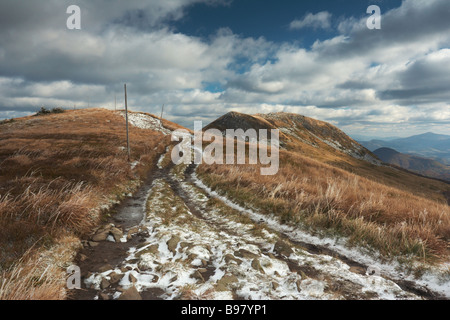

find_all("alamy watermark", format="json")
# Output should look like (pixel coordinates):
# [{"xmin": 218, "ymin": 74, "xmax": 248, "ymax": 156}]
[
  {"xmin": 66, "ymin": 5, "xmax": 381, "ymax": 31},
  {"xmin": 66, "ymin": 5, "xmax": 81, "ymax": 30},
  {"xmin": 66, "ymin": 265, "xmax": 81, "ymax": 289},
  {"xmin": 367, "ymin": 5, "xmax": 381, "ymax": 30},
  {"xmin": 171, "ymin": 121, "xmax": 280, "ymax": 176}
]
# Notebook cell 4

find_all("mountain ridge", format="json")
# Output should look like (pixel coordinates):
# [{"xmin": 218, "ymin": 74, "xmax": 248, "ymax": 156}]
[
  {"xmin": 360, "ymin": 132, "xmax": 450, "ymax": 165},
  {"xmin": 204, "ymin": 111, "xmax": 381, "ymax": 165}
]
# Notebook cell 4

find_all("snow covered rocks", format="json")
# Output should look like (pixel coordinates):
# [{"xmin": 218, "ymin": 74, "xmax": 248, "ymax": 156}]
[{"xmin": 89, "ymin": 224, "xmax": 125, "ymax": 243}]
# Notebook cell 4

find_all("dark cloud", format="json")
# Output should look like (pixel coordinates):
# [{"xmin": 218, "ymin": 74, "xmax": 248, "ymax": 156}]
[{"xmin": 318, "ymin": 0, "xmax": 450, "ymax": 61}]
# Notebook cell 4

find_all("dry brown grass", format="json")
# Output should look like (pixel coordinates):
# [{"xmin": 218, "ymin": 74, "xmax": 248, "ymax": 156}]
[
  {"xmin": 0, "ymin": 234, "xmax": 81, "ymax": 300},
  {"xmin": 0, "ymin": 258, "xmax": 67, "ymax": 300},
  {"xmin": 0, "ymin": 108, "xmax": 171, "ymax": 299},
  {"xmin": 198, "ymin": 146, "xmax": 450, "ymax": 263}
]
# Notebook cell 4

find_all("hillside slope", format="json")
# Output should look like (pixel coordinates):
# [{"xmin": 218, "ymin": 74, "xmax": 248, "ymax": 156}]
[
  {"xmin": 205, "ymin": 111, "xmax": 380, "ymax": 163},
  {"xmin": 198, "ymin": 111, "xmax": 450, "ymax": 266},
  {"xmin": 0, "ymin": 108, "xmax": 177, "ymax": 299},
  {"xmin": 204, "ymin": 111, "xmax": 450, "ymax": 203}
]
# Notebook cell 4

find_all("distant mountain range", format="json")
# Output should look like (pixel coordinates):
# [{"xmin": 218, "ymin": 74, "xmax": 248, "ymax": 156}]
[
  {"xmin": 359, "ymin": 132, "xmax": 450, "ymax": 165},
  {"xmin": 373, "ymin": 147, "xmax": 450, "ymax": 182}
]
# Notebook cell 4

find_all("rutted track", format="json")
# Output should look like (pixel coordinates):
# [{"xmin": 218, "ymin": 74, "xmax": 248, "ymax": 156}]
[
  {"xmin": 72, "ymin": 147, "xmax": 446, "ymax": 300},
  {"xmin": 185, "ymin": 164, "xmax": 446, "ymax": 300}
]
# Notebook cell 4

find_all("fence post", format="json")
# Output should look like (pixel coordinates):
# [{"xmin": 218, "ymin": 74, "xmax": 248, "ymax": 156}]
[{"xmin": 124, "ymin": 84, "xmax": 130, "ymax": 162}]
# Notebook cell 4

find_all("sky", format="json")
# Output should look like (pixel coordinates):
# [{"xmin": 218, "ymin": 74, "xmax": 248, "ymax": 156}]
[{"xmin": 0, "ymin": 0, "xmax": 449, "ymax": 139}]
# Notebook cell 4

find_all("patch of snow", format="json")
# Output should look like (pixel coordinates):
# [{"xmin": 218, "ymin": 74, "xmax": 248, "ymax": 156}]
[
  {"xmin": 130, "ymin": 161, "xmax": 139, "ymax": 170},
  {"xmin": 307, "ymin": 132, "xmax": 382, "ymax": 166},
  {"xmin": 118, "ymin": 111, "xmax": 171, "ymax": 135},
  {"xmin": 157, "ymin": 147, "xmax": 169, "ymax": 169}
]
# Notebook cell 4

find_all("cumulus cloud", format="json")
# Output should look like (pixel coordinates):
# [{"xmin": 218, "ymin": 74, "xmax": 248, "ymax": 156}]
[{"xmin": 224, "ymin": 0, "xmax": 450, "ymax": 134}]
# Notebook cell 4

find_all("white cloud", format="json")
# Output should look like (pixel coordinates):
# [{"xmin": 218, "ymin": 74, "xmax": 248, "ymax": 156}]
[
  {"xmin": 289, "ymin": 11, "xmax": 332, "ymax": 30},
  {"xmin": 0, "ymin": 0, "xmax": 449, "ymax": 137}
]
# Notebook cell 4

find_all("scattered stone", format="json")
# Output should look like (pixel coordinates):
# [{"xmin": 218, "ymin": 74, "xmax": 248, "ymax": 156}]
[
  {"xmin": 138, "ymin": 261, "xmax": 151, "ymax": 271},
  {"xmin": 118, "ymin": 286, "xmax": 142, "ymax": 300},
  {"xmin": 224, "ymin": 254, "xmax": 242, "ymax": 265},
  {"xmin": 349, "ymin": 266, "xmax": 366, "ymax": 275},
  {"xmin": 127, "ymin": 226, "xmax": 139, "ymax": 238},
  {"xmin": 267, "ymin": 252, "xmax": 276, "ymax": 260},
  {"xmin": 109, "ymin": 272, "xmax": 124, "ymax": 284},
  {"xmin": 216, "ymin": 275, "xmax": 239, "ymax": 292},
  {"xmin": 129, "ymin": 273, "xmax": 138, "ymax": 284},
  {"xmin": 138, "ymin": 230, "xmax": 150, "ymax": 238},
  {"xmin": 88, "ymin": 241, "xmax": 99, "ymax": 247},
  {"xmin": 296, "ymin": 280, "xmax": 302, "ymax": 292},
  {"xmin": 167, "ymin": 235, "xmax": 181, "ymax": 254},
  {"xmin": 191, "ymin": 270, "xmax": 205, "ymax": 283},
  {"xmin": 79, "ymin": 254, "xmax": 88, "ymax": 262},
  {"xmin": 100, "ymin": 278, "xmax": 110, "ymax": 290},
  {"xmin": 92, "ymin": 231, "xmax": 109, "ymax": 242},
  {"xmin": 110, "ymin": 227, "xmax": 124, "ymax": 242},
  {"xmin": 251, "ymin": 259, "xmax": 265, "ymax": 274},
  {"xmin": 136, "ymin": 245, "xmax": 158, "ymax": 259},
  {"xmin": 146, "ymin": 244, "xmax": 159, "ymax": 254},
  {"xmin": 274, "ymin": 240, "xmax": 294, "ymax": 257},
  {"xmin": 272, "ymin": 281, "xmax": 279, "ymax": 290},
  {"xmin": 187, "ymin": 253, "xmax": 198, "ymax": 262},
  {"xmin": 198, "ymin": 268, "xmax": 208, "ymax": 273},
  {"xmin": 234, "ymin": 249, "xmax": 258, "ymax": 259},
  {"xmin": 179, "ymin": 242, "xmax": 191, "ymax": 249}
]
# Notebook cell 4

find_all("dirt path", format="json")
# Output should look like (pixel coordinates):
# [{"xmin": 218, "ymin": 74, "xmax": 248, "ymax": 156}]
[{"xmin": 70, "ymin": 148, "xmax": 446, "ymax": 300}]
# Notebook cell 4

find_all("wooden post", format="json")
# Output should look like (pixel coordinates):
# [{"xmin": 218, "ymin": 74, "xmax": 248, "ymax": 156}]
[
  {"xmin": 124, "ymin": 84, "xmax": 130, "ymax": 162},
  {"xmin": 160, "ymin": 104, "xmax": 165, "ymax": 129},
  {"xmin": 114, "ymin": 93, "xmax": 117, "ymax": 111}
]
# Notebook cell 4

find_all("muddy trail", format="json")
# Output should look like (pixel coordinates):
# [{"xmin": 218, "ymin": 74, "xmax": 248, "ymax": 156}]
[{"xmin": 70, "ymin": 149, "xmax": 447, "ymax": 300}]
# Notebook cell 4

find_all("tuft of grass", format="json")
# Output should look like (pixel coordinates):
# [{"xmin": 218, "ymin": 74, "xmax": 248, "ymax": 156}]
[{"xmin": 0, "ymin": 259, "xmax": 66, "ymax": 300}]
